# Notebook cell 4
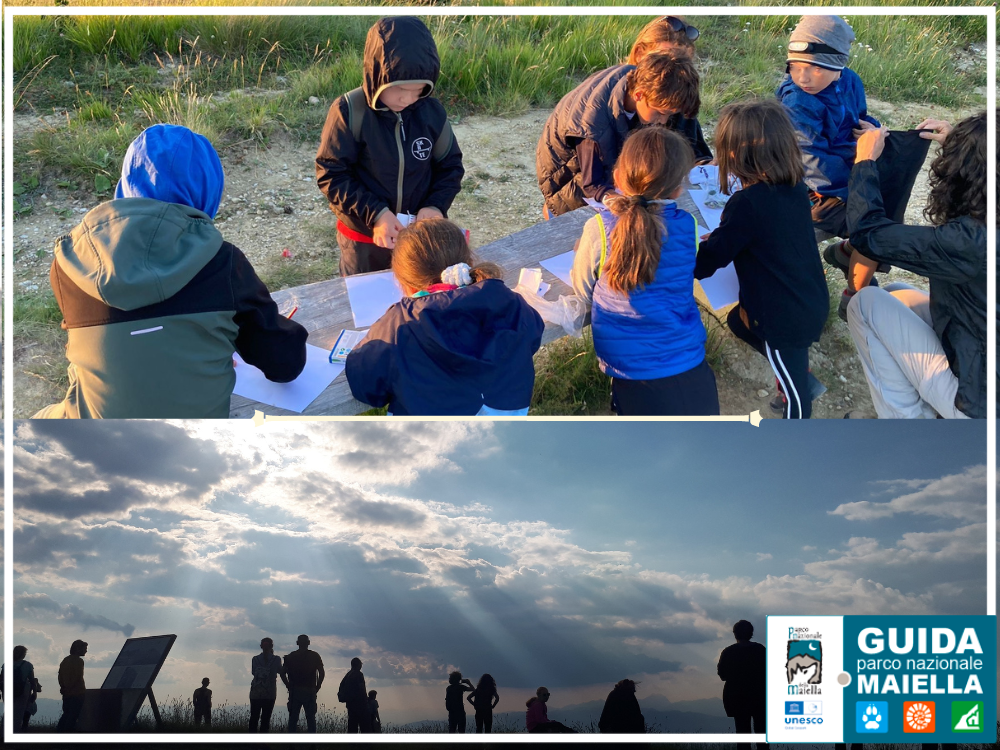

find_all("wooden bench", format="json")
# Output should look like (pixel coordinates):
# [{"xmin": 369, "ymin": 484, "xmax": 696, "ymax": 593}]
[{"xmin": 229, "ymin": 194, "xmax": 708, "ymax": 418}]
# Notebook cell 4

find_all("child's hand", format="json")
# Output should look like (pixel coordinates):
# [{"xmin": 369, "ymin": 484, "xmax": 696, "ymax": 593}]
[
  {"xmin": 373, "ymin": 211, "xmax": 405, "ymax": 249},
  {"xmin": 856, "ymin": 127, "xmax": 888, "ymax": 163},
  {"xmin": 916, "ymin": 118, "xmax": 953, "ymax": 143},
  {"xmin": 700, "ymin": 232, "xmax": 712, "ymax": 242},
  {"xmin": 415, "ymin": 207, "xmax": 444, "ymax": 222},
  {"xmin": 851, "ymin": 120, "xmax": 878, "ymax": 139}
]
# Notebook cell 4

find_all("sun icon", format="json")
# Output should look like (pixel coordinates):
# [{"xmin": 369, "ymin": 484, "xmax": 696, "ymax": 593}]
[{"xmin": 906, "ymin": 702, "xmax": 934, "ymax": 731}]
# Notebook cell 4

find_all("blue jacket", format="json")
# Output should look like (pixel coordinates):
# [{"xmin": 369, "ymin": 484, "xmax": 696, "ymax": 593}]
[
  {"xmin": 591, "ymin": 205, "xmax": 706, "ymax": 380},
  {"xmin": 346, "ymin": 279, "xmax": 544, "ymax": 415},
  {"xmin": 777, "ymin": 68, "xmax": 879, "ymax": 201}
]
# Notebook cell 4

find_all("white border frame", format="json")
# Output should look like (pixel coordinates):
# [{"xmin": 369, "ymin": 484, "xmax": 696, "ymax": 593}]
[{"xmin": 3, "ymin": 4, "xmax": 995, "ymax": 743}]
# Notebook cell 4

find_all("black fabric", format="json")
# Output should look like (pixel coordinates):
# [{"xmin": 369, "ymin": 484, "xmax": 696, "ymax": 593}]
[
  {"xmin": 810, "ymin": 192, "xmax": 848, "ymax": 237},
  {"xmin": 316, "ymin": 17, "xmax": 463, "ymax": 237},
  {"xmin": 878, "ymin": 129, "xmax": 933, "ymax": 223},
  {"xmin": 346, "ymin": 699, "xmax": 371, "ymax": 733},
  {"xmin": 734, "ymin": 711, "xmax": 768, "ymax": 750},
  {"xmin": 847, "ymin": 159, "xmax": 986, "ymax": 418},
  {"xmin": 346, "ymin": 280, "xmax": 544, "ymax": 416},
  {"xmin": 695, "ymin": 182, "xmax": 829, "ymax": 349},
  {"xmin": 611, "ymin": 359, "xmax": 720, "ymax": 416},
  {"xmin": 718, "ymin": 641, "xmax": 766, "ymax": 718},
  {"xmin": 475, "ymin": 711, "xmax": 493, "ymax": 733},
  {"xmin": 728, "ymin": 306, "xmax": 812, "ymax": 419},
  {"xmin": 57, "ymin": 695, "xmax": 84, "ymax": 732},
  {"xmin": 249, "ymin": 698, "xmax": 275, "ymax": 733},
  {"xmin": 809, "ymin": 130, "xmax": 931, "ymax": 239},
  {"xmin": 51, "ymin": 240, "xmax": 308, "ymax": 384},
  {"xmin": 448, "ymin": 710, "xmax": 467, "ymax": 733},
  {"xmin": 598, "ymin": 687, "xmax": 645, "ymax": 733},
  {"xmin": 361, "ymin": 17, "xmax": 439, "ymax": 107},
  {"xmin": 337, "ymin": 230, "xmax": 393, "ymax": 276}
]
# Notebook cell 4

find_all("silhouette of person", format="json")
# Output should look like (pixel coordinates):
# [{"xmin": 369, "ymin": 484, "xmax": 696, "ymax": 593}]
[
  {"xmin": 368, "ymin": 690, "xmax": 382, "ymax": 733},
  {"xmin": 599, "ymin": 678, "xmax": 645, "ymax": 733},
  {"xmin": 11, "ymin": 646, "xmax": 36, "ymax": 733},
  {"xmin": 467, "ymin": 673, "xmax": 500, "ymax": 734},
  {"xmin": 281, "ymin": 634, "xmax": 325, "ymax": 733},
  {"xmin": 249, "ymin": 637, "xmax": 282, "ymax": 733},
  {"xmin": 526, "ymin": 686, "xmax": 577, "ymax": 733},
  {"xmin": 446, "ymin": 671, "xmax": 474, "ymax": 733},
  {"xmin": 193, "ymin": 677, "xmax": 212, "ymax": 726},
  {"xmin": 338, "ymin": 657, "xmax": 369, "ymax": 733},
  {"xmin": 57, "ymin": 640, "xmax": 88, "ymax": 732},
  {"xmin": 718, "ymin": 620, "xmax": 767, "ymax": 750}
]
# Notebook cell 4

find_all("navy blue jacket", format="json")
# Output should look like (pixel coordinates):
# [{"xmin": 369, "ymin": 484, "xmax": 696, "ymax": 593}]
[
  {"xmin": 591, "ymin": 205, "xmax": 706, "ymax": 380},
  {"xmin": 777, "ymin": 68, "xmax": 879, "ymax": 201},
  {"xmin": 537, "ymin": 65, "xmax": 712, "ymax": 216},
  {"xmin": 346, "ymin": 280, "xmax": 544, "ymax": 415}
]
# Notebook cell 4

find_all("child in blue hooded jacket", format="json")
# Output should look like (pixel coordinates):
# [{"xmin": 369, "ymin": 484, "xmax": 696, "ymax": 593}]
[
  {"xmin": 35, "ymin": 124, "xmax": 307, "ymax": 419},
  {"xmin": 777, "ymin": 15, "xmax": 885, "ymax": 305}
]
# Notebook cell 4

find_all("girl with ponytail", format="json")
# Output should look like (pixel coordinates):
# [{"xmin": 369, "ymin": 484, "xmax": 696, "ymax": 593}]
[
  {"xmin": 346, "ymin": 218, "xmax": 544, "ymax": 415},
  {"xmin": 571, "ymin": 126, "xmax": 719, "ymax": 416}
]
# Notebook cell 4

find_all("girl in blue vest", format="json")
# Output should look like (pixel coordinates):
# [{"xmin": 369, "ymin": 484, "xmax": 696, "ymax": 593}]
[{"xmin": 571, "ymin": 126, "xmax": 719, "ymax": 415}]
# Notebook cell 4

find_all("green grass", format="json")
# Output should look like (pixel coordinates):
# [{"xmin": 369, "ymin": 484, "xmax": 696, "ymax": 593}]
[{"xmin": 12, "ymin": 12, "xmax": 986, "ymax": 190}]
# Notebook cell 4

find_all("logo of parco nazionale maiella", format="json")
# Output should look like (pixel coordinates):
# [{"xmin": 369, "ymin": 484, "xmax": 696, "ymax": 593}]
[{"xmin": 786, "ymin": 627, "xmax": 822, "ymax": 696}]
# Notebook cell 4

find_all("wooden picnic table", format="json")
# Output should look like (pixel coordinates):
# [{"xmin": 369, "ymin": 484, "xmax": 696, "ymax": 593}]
[{"xmin": 229, "ymin": 193, "xmax": 706, "ymax": 418}]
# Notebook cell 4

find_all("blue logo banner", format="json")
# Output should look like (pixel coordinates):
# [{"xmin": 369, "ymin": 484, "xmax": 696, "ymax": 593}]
[{"xmin": 842, "ymin": 616, "xmax": 996, "ymax": 743}]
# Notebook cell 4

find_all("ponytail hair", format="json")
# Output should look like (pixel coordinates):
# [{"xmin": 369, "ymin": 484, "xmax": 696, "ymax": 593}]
[
  {"xmin": 602, "ymin": 127, "xmax": 694, "ymax": 295},
  {"xmin": 392, "ymin": 218, "xmax": 503, "ymax": 291}
]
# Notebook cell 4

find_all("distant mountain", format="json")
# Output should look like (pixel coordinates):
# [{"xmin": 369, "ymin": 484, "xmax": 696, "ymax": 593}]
[
  {"xmin": 401, "ymin": 693, "xmax": 734, "ymax": 734},
  {"xmin": 18, "ymin": 697, "xmax": 62, "ymax": 725}
]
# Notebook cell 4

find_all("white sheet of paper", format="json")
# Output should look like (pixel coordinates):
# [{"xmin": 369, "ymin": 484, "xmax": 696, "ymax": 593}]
[
  {"xmin": 698, "ymin": 262, "xmax": 740, "ymax": 310},
  {"xmin": 233, "ymin": 344, "xmax": 344, "ymax": 413},
  {"xmin": 687, "ymin": 165, "xmax": 741, "ymax": 232},
  {"xmin": 540, "ymin": 250, "xmax": 575, "ymax": 287},
  {"xmin": 345, "ymin": 271, "xmax": 404, "ymax": 328}
]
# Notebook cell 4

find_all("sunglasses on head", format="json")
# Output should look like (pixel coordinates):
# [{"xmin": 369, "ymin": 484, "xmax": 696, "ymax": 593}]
[
  {"xmin": 787, "ymin": 41, "xmax": 844, "ymax": 55},
  {"xmin": 661, "ymin": 16, "xmax": 700, "ymax": 42}
]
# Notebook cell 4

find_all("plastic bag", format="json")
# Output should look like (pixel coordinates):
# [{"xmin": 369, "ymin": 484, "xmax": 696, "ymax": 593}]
[{"xmin": 513, "ymin": 284, "xmax": 587, "ymax": 338}]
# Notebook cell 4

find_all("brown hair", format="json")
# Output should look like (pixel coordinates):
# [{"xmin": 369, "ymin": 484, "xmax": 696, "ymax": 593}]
[
  {"xmin": 715, "ymin": 99, "xmax": 804, "ymax": 194},
  {"xmin": 924, "ymin": 111, "xmax": 986, "ymax": 226},
  {"xmin": 628, "ymin": 16, "xmax": 696, "ymax": 65},
  {"xmin": 627, "ymin": 51, "xmax": 700, "ymax": 119},
  {"xmin": 602, "ymin": 126, "xmax": 694, "ymax": 295},
  {"xmin": 392, "ymin": 219, "xmax": 503, "ymax": 292}
]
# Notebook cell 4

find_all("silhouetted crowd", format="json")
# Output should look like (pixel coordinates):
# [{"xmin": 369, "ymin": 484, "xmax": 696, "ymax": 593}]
[{"xmin": 6, "ymin": 620, "xmax": 770, "ymax": 736}]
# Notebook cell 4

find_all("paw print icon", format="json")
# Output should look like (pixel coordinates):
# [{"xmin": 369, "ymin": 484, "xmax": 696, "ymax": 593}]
[{"xmin": 856, "ymin": 701, "xmax": 889, "ymax": 733}]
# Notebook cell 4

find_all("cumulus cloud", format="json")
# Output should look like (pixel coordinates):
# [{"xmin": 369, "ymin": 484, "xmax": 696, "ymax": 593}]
[
  {"xmin": 17, "ymin": 592, "xmax": 135, "ymax": 637},
  {"xmin": 829, "ymin": 464, "xmax": 986, "ymax": 521}
]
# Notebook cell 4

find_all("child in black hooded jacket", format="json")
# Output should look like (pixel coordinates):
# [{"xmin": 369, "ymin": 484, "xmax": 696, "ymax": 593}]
[{"xmin": 316, "ymin": 16, "xmax": 465, "ymax": 276}]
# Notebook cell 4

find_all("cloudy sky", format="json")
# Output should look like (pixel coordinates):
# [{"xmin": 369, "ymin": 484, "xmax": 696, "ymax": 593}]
[{"xmin": 11, "ymin": 420, "xmax": 987, "ymax": 724}]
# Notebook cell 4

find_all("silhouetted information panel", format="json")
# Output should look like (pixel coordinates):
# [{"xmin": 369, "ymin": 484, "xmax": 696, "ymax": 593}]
[
  {"xmin": 229, "ymin": 194, "xmax": 706, "ymax": 418},
  {"xmin": 100, "ymin": 634, "xmax": 176, "ymax": 730}
]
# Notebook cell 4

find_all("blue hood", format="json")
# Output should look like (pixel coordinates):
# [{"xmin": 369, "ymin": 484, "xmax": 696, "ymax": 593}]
[{"xmin": 116, "ymin": 124, "xmax": 224, "ymax": 218}]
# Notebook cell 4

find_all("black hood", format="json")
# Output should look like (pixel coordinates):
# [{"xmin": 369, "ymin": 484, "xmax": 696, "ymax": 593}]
[{"xmin": 362, "ymin": 16, "xmax": 440, "ymax": 110}]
